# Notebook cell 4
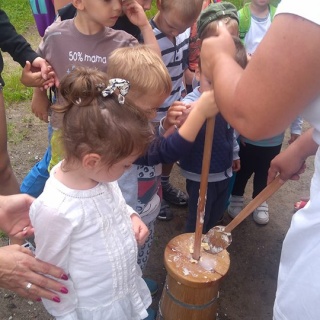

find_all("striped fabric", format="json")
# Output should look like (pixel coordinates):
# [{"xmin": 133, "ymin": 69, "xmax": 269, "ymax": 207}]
[{"xmin": 150, "ymin": 19, "xmax": 190, "ymax": 121}]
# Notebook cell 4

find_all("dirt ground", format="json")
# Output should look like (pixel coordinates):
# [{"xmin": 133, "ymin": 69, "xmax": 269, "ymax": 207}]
[{"xmin": 0, "ymin": 26, "xmax": 314, "ymax": 320}]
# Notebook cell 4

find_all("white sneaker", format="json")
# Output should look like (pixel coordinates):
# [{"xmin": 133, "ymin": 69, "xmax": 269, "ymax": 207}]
[
  {"xmin": 227, "ymin": 195, "xmax": 244, "ymax": 218},
  {"xmin": 253, "ymin": 201, "xmax": 269, "ymax": 225}
]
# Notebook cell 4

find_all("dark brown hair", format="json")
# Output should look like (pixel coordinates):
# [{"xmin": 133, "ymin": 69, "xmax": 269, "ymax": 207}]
[{"xmin": 52, "ymin": 67, "xmax": 154, "ymax": 167}]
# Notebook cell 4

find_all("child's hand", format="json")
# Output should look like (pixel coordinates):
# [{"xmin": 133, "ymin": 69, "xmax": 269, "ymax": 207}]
[
  {"xmin": 194, "ymin": 90, "xmax": 218, "ymax": 119},
  {"xmin": 130, "ymin": 214, "xmax": 149, "ymax": 246},
  {"xmin": 122, "ymin": 0, "xmax": 149, "ymax": 29},
  {"xmin": 163, "ymin": 101, "xmax": 188, "ymax": 130},
  {"xmin": 21, "ymin": 61, "xmax": 57, "ymax": 90},
  {"xmin": 232, "ymin": 159, "xmax": 241, "ymax": 172}
]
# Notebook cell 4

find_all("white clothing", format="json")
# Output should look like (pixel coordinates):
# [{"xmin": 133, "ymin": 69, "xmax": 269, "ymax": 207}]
[
  {"xmin": 244, "ymin": 13, "xmax": 271, "ymax": 55},
  {"xmin": 30, "ymin": 163, "xmax": 151, "ymax": 320},
  {"xmin": 273, "ymin": 1, "xmax": 320, "ymax": 319}
]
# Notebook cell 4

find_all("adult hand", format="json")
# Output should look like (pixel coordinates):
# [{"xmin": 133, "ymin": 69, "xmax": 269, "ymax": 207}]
[
  {"xmin": 0, "ymin": 194, "xmax": 35, "ymax": 239},
  {"xmin": 268, "ymin": 129, "xmax": 318, "ymax": 184},
  {"xmin": 0, "ymin": 245, "xmax": 68, "ymax": 302},
  {"xmin": 200, "ymin": 22, "xmax": 236, "ymax": 82}
]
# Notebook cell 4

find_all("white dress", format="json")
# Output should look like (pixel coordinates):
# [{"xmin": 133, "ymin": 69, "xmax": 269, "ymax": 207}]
[
  {"xmin": 30, "ymin": 163, "xmax": 151, "ymax": 320},
  {"xmin": 273, "ymin": 1, "xmax": 320, "ymax": 319}
]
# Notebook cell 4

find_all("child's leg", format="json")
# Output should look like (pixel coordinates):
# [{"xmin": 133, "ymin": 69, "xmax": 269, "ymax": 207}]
[
  {"xmin": 252, "ymin": 144, "xmax": 282, "ymax": 198},
  {"xmin": 20, "ymin": 123, "xmax": 53, "ymax": 197},
  {"xmin": 185, "ymin": 179, "xmax": 200, "ymax": 232},
  {"xmin": 203, "ymin": 179, "xmax": 230, "ymax": 234},
  {"xmin": 231, "ymin": 143, "xmax": 256, "ymax": 197},
  {"xmin": 137, "ymin": 219, "xmax": 155, "ymax": 272}
]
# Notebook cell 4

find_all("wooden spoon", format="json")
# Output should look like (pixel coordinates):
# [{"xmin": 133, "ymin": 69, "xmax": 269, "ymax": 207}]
[{"xmin": 202, "ymin": 176, "xmax": 283, "ymax": 254}]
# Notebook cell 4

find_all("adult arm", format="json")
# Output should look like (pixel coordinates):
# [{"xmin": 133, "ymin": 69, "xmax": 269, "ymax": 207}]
[
  {"xmin": 0, "ymin": 245, "xmax": 68, "ymax": 301},
  {"xmin": 201, "ymin": 15, "xmax": 320, "ymax": 140},
  {"xmin": 0, "ymin": 9, "xmax": 38, "ymax": 67}
]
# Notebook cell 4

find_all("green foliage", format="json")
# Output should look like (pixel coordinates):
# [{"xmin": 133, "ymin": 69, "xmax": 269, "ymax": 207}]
[
  {"xmin": 3, "ymin": 71, "xmax": 33, "ymax": 104},
  {"xmin": 0, "ymin": 231, "xmax": 7, "ymax": 239},
  {"xmin": 1, "ymin": 0, "xmax": 34, "ymax": 34}
]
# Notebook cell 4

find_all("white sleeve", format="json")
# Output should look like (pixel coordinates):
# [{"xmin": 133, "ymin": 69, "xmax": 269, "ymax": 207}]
[
  {"xmin": 30, "ymin": 202, "xmax": 78, "ymax": 318},
  {"xmin": 290, "ymin": 116, "xmax": 303, "ymax": 135},
  {"xmin": 232, "ymin": 131, "xmax": 240, "ymax": 160}
]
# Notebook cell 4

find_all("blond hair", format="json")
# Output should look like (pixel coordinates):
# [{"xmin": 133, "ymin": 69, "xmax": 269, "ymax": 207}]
[
  {"xmin": 159, "ymin": 0, "xmax": 203, "ymax": 23},
  {"xmin": 53, "ymin": 67, "xmax": 154, "ymax": 167},
  {"xmin": 107, "ymin": 45, "xmax": 172, "ymax": 100},
  {"xmin": 200, "ymin": 17, "xmax": 239, "ymax": 40}
]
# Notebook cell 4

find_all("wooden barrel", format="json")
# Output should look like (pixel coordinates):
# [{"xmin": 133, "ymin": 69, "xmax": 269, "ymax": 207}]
[{"xmin": 157, "ymin": 233, "xmax": 230, "ymax": 320}]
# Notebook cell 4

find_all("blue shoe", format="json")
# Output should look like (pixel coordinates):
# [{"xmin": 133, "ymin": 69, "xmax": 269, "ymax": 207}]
[
  {"xmin": 143, "ymin": 278, "xmax": 158, "ymax": 296},
  {"xmin": 143, "ymin": 307, "xmax": 156, "ymax": 320}
]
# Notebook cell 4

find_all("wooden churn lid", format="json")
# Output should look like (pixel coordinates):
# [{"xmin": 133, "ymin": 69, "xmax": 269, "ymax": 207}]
[{"xmin": 164, "ymin": 233, "xmax": 230, "ymax": 288}]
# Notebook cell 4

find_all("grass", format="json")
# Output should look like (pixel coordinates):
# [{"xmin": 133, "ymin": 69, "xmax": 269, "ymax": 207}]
[
  {"xmin": 2, "ymin": 0, "xmax": 281, "ymax": 105},
  {"xmin": 2, "ymin": 0, "xmax": 34, "ymax": 103},
  {"xmin": 1, "ymin": 0, "xmax": 34, "ymax": 34}
]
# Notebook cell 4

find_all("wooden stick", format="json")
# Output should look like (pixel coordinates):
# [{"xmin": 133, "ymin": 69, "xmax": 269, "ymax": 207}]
[
  {"xmin": 192, "ymin": 117, "xmax": 216, "ymax": 261},
  {"xmin": 224, "ymin": 176, "xmax": 282, "ymax": 233}
]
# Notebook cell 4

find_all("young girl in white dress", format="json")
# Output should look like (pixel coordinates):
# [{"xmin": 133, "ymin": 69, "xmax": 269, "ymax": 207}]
[{"xmin": 29, "ymin": 67, "xmax": 154, "ymax": 320}]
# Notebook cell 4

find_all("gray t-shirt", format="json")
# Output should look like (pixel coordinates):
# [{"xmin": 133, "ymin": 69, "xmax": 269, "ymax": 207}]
[{"xmin": 38, "ymin": 19, "xmax": 138, "ymax": 128}]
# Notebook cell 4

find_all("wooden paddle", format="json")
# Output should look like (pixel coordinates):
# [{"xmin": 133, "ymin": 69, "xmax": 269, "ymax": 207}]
[
  {"xmin": 203, "ymin": 175, "xmax": 283, "ymax": 254},
  {"xmin": 192, "ymin": 116, "xmax": 216, "ymax": 261}
]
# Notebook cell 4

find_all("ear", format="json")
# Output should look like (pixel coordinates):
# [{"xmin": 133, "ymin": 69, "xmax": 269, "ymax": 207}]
[
  {"xmin": 82, "ymin": 153, "xmax": 101, "ymax": 169},
  {"xmin": 72, "ymin": 0, "xmax": 85, "ymax": 11},
  {"xmin": 195, "ymin": 66, "xmax": 201, "ymax": 82},
  {"xmin": 156, "ymin": 0, "xmax": 162, "ymax": 10}
]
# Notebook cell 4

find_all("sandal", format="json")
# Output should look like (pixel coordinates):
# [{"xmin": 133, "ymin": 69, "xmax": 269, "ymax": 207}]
[{"xmin": 294, "ymin": 200, "xmax": 308, "ymax": 212}]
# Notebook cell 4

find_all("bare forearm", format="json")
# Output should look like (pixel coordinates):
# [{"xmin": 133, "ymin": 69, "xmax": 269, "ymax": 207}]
[{"xmin": 140, "ymin": 24, "xmax": 161, "ymax": 57}]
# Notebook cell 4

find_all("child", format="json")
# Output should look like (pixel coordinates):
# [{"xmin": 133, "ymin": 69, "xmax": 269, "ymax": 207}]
[
  {"xmin": 238, "ymin": 0, "xmax": 277, "ymax": 56},
  {"xmin": 20, "ymin": 0, "xmax": 159, "ymax": 197},
  {"xmin": 227, "ymin": 0, "xmax": 303, "ymax": 225},
  {"xmin": 150, "ymin": 0, "xmax": 203, "ymax": 220},
  {"xmin": 162, "ymin": 37, "xmax": 246, "ymax": 233},
  {"xmin": 107, "ymin": 45, "xmax": 217, "ymax": 299},
  {"xmin": 30, "ymin": 67, "xmax": 154, "ymax": 319}
]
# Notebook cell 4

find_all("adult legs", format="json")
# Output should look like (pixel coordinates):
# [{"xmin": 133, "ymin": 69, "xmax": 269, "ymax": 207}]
[{"xmin": 0, "ymin": 92, "xmax": 19, "ymax": 195}]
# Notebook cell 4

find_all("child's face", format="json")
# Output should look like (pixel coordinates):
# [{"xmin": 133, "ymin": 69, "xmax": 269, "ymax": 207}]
[
  {"xmin": 79, "ymin": 0, "xmax": 122, "ymax": 27},
  {"xmin": 157, "ymin": 9, "xmax": 194, "ymax": 38},
  {"xmin": 132, "ymin": 93, "xmax": 168, "ymax": 120},
  {"xmin": 251, "ymin": 0, "xmax": 270, "ymax": 7},
  {"xmin": 94, "ymin": 153, "xmax": 138, "ymax": 182}
]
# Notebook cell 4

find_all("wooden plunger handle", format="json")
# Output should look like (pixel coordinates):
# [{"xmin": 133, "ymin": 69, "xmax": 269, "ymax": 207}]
[
  {"xmin": 224, "ymin": 176, "xmax": 283, "ymax": 233},
  {"xmin": 193, "ymin": 116, "xmax": 216, "ymax": 261}
]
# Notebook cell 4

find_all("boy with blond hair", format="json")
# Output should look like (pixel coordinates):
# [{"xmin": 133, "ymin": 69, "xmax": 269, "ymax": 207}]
[{"xmin": 150, "ymin": 0, "xmax": 203, "ymax": 220}]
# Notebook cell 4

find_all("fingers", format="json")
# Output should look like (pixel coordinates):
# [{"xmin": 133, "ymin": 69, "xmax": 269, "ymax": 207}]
[
  {"xmin": 24, "ymin": 61, "xmax": 32, "ymax": 72},
  {"xmin": 21, "ymin": 278, "xmax": 66, "ymax": 303}
]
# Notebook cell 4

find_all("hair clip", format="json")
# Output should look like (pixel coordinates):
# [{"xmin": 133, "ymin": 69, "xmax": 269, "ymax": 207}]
[{"xmin": 101, "ymin": 78, "xmax": 130, "ymax": 104}]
